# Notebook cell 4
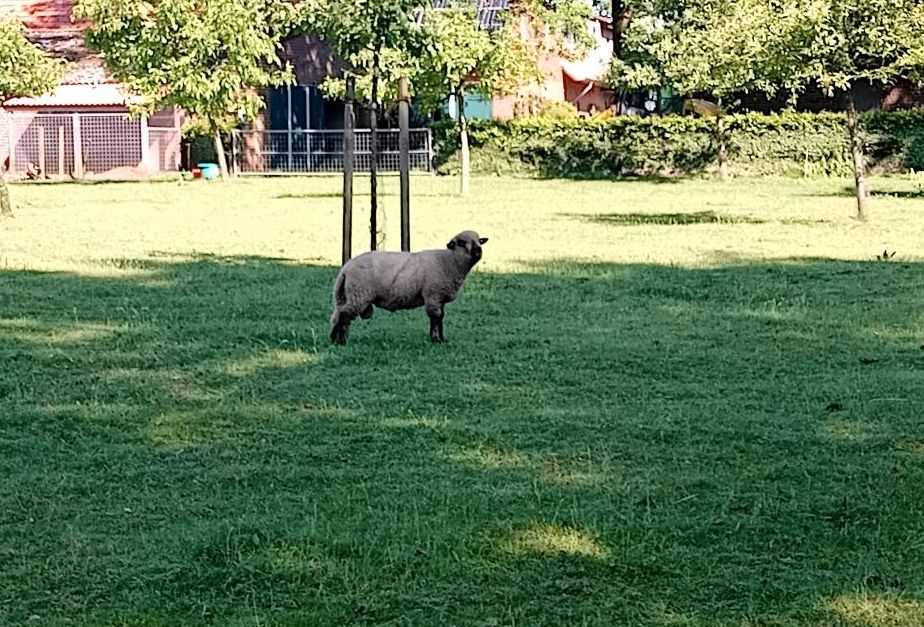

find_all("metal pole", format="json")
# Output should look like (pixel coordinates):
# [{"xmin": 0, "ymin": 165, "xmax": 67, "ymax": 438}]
[
  {"xmin": 398, "ymin": 77, "xmax": 411, "ymax": 252},
  {"xmin": 342, "ymin": 76, "xmax": 355, "ymax": 265},
  {"xmin": 286, "ymin": 86, "xmax": 293, "ymax": 172}
]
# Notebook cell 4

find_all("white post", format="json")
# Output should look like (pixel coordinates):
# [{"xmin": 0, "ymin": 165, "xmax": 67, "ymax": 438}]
[
  {"xmin": 140, "ymin": 116, "xmax": 151, "ymax": 171},
  {"xmin": 57, "ymin": 126, "xmax": 65, "ymax": 177},
  {"xmin": 71, "ymin": 113, "xmax": 83, "ymax": 178},
  {"xmin": 8, "ymin": 113, "xmax": 16, "ymax": 175},
  {"xmin": 38, "ymin": 126, "xmax": 46, "ymax": 177}
]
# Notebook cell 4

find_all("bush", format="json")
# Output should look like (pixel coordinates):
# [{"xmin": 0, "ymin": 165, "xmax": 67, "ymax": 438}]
[
  {"xmin": 432, "ymin": 110, "xmax": 924, "ymax": 178},
  {"xmin": 534, "ymin": 100, "xmax": 581, "ymax": 120}
]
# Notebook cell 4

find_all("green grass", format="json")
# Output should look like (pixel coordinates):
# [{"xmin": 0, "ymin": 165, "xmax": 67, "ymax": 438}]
[{"xmin": 1, "ymin": 174, "xmax": 924, "ymax": 626}]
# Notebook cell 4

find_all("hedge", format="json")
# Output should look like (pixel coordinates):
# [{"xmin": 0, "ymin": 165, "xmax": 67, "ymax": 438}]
[{"xmin": 432, "ymin": 110, "xmax": 924, "ymax": 178}]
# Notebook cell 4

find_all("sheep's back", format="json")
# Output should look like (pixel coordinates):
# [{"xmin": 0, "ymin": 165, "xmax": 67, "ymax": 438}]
[{"xmin": 344, "ymin": 251, "xmax": 425, "ymax": 311}]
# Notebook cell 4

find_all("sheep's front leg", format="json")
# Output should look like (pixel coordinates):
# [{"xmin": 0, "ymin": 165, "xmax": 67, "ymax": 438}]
[{"xmin": 426, "ymin": 302, "xmax": 445, "ymax": 343}]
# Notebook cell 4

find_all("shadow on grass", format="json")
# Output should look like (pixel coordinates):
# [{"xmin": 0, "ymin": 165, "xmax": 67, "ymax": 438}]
[
  {"xmin": 2, "ymin": 255, "xmax": 924, "ymax": 625},
  {"xmin": 812, "ymin": 185, "xmax": 924, "ymax": 199},
  {"xmin": 565, "ymin": 210, "xmax": 767, "ymax": 226}
]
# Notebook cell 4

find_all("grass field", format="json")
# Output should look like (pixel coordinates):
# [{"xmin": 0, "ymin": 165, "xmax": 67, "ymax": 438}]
[{"xmin": 1, "ymin": 174, "xmax": 924, "ymax": 626}]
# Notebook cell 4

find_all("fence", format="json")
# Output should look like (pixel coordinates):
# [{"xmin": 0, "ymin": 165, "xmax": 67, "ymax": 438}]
[
  {"xmin": 231, "ymin": 128, "xmax": 433, "ymax": 174},
  {"xmin": 1, "ymin": 111, "xmax": 181, "ymax": 179}
]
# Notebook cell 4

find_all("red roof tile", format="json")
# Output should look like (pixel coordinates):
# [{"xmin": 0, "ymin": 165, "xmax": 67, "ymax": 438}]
[
  {"xmin": 1, "ymin": 0, "xmax": 111, "ymax": 87},
  {"xmin": 0, "ymin": 0, "xmax": 83, "ymax": 31}
]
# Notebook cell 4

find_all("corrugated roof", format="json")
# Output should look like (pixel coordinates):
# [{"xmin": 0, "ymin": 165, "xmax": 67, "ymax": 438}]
[{"xmin": 3, "ymin": 82, "xmax": 141, "ymax": 107}]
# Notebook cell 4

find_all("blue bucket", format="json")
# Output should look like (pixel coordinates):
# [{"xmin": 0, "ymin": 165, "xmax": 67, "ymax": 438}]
[{"xmin": 197, "ymin": 163, "xmax": 220, "ymax": 180}]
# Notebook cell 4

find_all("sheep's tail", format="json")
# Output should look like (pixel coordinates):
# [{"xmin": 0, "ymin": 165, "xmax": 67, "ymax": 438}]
[{"xmin": 330, "ymin": 270, "xmax": 347, "ymax": 325}]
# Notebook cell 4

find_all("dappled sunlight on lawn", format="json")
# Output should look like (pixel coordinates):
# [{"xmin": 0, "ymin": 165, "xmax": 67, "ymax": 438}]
[
  {"xmin": 0, "ymin": 318, "xmax": 126, "ymax": 345},
  {"xmin": 493, "ymin": 522, "xmax": 609, "ymax": 559},
  {"xmin": 822, "ymin": 593, "xmax": 924, "ymax": 627},
  {"xmin": 146, "ymin": 403, "xmax": 354, "ymax": 451},
  {"xmin": 447, "ymin": 443, "xmax": 611, "ymax": 488},
  {"xmin": 448, "ymin": 443, "xmax": 532, "ymax": 471},
  {"xmin": 223, "ymin": 347, "xmax": 322, "ymax": 376}
]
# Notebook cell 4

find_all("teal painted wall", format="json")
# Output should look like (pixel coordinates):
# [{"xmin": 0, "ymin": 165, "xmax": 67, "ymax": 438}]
[{"xmin": 446, "ymin": 92, "xmax": 493, "ymax": 120}]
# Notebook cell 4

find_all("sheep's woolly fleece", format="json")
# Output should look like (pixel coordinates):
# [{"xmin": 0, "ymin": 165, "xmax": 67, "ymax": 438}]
[{"xmin": 330, "ymin": 231, "xmax": 488, "ymax": 344}]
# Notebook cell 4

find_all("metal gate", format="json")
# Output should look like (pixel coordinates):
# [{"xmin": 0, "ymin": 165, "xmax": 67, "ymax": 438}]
[{"xmin": 231, "ymin": 128, "xmax": 433, "ymax": 175}]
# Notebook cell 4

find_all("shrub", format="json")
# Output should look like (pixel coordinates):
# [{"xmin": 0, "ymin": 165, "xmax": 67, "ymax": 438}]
[{"xmin": 432, "ymin": 110, "xmax": 924, "ymax": 178}]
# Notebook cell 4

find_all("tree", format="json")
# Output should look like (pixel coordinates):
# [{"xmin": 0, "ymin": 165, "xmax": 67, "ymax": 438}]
[
  {"xmin": 75, "ymin": 0, "xmax": 297, "ymax": 178},
  {"xmin": 515, "ymin": 0, "xmax": 595, "ymax": 54},
  {"xmin": 414, "ymin": 3, "xmax": 540, "ymax": 194},
  {"xmin": 0, "ymin": 18, "xmax": 64, "ymax": 217},
  {"xmin": 779, "ymin": 0, "xmax": 924, "ymax": 220},
  {"xmin": 301, "ymin": 0, "xmax": 427, "ymax": 250},
  {"xmin": 610, "ymin": 0, "xmax": 790, "ymax": 179}
]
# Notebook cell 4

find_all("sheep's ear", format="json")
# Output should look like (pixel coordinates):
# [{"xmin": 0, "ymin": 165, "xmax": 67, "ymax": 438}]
[
  {"xmin": 447, "ymin": 240, "xmax": 456, "ymax": 249},
  {"xmin": 479, "ymin": 237, "xmax": 489, "ymax": 245}
]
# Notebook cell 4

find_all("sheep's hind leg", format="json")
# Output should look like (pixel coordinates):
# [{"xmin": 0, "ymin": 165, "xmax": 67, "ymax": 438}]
[
  {"xmin": 426, "ymin": 303, "xmax": 445, "ymax": 343},
  {"xmin": 330, "ymin": 312, "xmax": 355, "ymax": 345}
]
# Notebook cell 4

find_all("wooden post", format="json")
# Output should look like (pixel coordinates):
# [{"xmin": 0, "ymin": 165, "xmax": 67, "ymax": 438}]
[
  {"xmin": 370, "ymin": 44, "xmax": 381, "ymax": 251},
  {"xmin": 398, "ymin": 77, "xmax": 411, "ymax": 252},
  {"xmin": 57, "ymin": 126, "xmax": 65, "ymax": 178},
  {"xmin": 342, "ymin": 76, "xmax": 356, "ymax": 265},
  {"xmin": 37, "ymin": 126, "xmax": 46, "ymax": 178},
  {"xmin": 72, "ymin": 113, "xmax": 83, "ymax": 179}
]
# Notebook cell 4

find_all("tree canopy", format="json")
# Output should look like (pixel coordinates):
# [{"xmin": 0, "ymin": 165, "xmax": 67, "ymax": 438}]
[
  {"xmin": 75, "ymin": 0, "xmax": 299, "ymax": 176},
  {"xmin": 0, "ymin": 18, "xmax": 63, "ymax": 100},
  {"xmin": 781, "ymin": 0, "xmax": 924, "ymax": 219},
  {"xmin": 413, "ymin": 3, "xmax": 539, "ymax": 111},
  {"xmin": 1, "ymin": 17, "xmax": 64, "ymax": 216}
]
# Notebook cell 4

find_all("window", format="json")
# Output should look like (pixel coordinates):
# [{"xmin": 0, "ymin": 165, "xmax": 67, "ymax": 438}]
[{"xmin": 267, "ymin": 85, "xmax": 326, "ymax": 130}]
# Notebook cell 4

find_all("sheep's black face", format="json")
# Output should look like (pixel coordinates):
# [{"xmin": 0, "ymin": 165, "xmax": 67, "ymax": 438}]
[{"xmin": 448, "ymin": 232, "xmax": 489, "ymax": 267}]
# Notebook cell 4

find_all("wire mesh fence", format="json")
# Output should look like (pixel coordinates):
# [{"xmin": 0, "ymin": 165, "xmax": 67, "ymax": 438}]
[
  {"xmin": 232, "ymin": 128, "xmax": 433, "ymax": 174},
  {"xmin": 1, "ymin": 111, "xmax": 181, "ymax": 179},
  {"xmin": 149, "ymin": 128, "xmax": 182, "ymax": 172}
]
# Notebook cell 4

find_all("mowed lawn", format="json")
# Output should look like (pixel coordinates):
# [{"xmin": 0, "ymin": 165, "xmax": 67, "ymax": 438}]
[{"xmin": 1, "ymin": 174, "xmax": 924, "ymax": 626}]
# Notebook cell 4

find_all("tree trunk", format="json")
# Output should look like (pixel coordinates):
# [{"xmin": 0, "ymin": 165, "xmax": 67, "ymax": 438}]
[
  {"xmin": 612, "ymin": 0, "xmax": 624, "ymax": 58},
  {"xmin": 716, "ymin": 97, "xmax": 729, "ymax": 180},
  {"xmin": 457, "ymin": 89, "xmax": 470, "ymax": 195},
  {"xmin": 0, "ymin": 174, "xmax": 12, "ymax": 218},
  {"xmin": 212, "ymin": 126, "xmax": 229, "ymax": 179},
  {"xmin": 369, "ymin": 44, "xmax": 381, "ymax": 251},
  {"xmin": 845, "ymin": 91, "xmax": 870, "ymax": 221}
]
